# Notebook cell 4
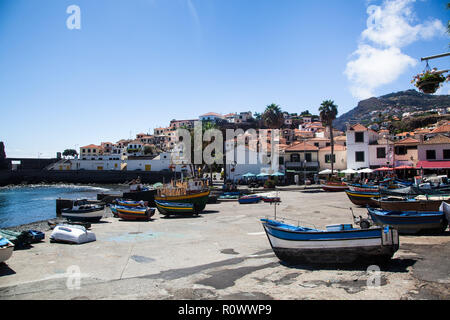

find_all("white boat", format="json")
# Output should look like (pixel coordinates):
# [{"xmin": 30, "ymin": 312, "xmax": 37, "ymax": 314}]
[
  {"xmin": 0, "ymin": 236, "xmax": 14, "ymax": 263},
  {"xmin": 50, "ymin": 224, "xmax": 96, "ymax": 244}
]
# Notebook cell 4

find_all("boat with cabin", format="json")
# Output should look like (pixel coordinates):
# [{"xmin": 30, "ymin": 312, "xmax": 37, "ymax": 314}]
[{"xmin": 154, "ymin": 179, "xmax": 210, "ymax": 212}]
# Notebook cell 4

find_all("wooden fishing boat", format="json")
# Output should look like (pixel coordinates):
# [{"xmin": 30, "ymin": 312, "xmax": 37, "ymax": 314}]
[
  {"xmin": 321, "ymin": 181, "xmax": 348, "ymax": 192},
  {"xmin": 116, "ymin": 205, "xmax": 155, "ymax": 221},
  {"xmin": 367, "ymin": 207, "xmax": 448, "ymax": 234},
  {"xmin": 238, "ymin": 195, "xmax": 261, "ymax": 204},
  {"xmin": 155, "ymin": 180, "xmax": 210, "ymax": 212},
  {"xmin": 154, "ymin": 200, "xmax": 195, "ymax": 216},
  {"xmin": 116, "ymin": 199, "xmax": 148, "ymax": 207},
  {"xmin": 348, "ymin": 184, "xmax": 379, "ymax": 192},
  {"xmin": 375, "ymin": 195, "xmax": 450, "ymax": 212},
  {"xmin": 0, "ymin": 236, "xmax": 14, "ymax": 263},
  {"xmin": 61, "ymin": 201, "xmax": 105, "ymax": 223},
  {"xmin": 345, "ymin": 190, "xmax": 380, "ymax": 207},
  {"xmin": 260, "ymin": 218, "xmax": 399, "ymax": 264},
  {"xmin": 262, "ymin": 196, "xmax": 281, "ymax": 203}
]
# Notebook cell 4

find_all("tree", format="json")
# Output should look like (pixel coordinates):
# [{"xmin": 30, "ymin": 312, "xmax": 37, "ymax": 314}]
[
  {"xmin": 319, "ymin": 100, "xmax": 338, "ymax": 175},
  {"xmin": 62, "ymin": 149, "xmax": 78, "ymax": 158},
  {"xmin": 262, "ymin": 104, "xmax": 284, "ymax": 129}
]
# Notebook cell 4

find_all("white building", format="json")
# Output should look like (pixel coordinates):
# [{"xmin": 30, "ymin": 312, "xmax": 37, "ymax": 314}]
[{"xmin": 346, "ymin": 124, "xmax": 379, "ymax": 170}]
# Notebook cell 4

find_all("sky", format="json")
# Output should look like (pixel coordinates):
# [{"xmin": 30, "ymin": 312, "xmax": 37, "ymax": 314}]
[{"xmin": 0, "ymin": 0, "xmax": 449, "ymax": 158}]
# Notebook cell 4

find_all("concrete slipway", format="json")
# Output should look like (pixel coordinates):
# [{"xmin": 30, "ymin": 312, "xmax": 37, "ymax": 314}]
[{"xmin": 0, "ymin": 190, "xmax": 449, "ymax": 300}]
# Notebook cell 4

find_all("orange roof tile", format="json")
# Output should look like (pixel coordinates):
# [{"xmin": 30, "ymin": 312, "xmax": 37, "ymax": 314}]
[
  {"xmin": 319, "ymin": 145, "xmax": 346, "ymax": 151},
  {"xmin": 395, "ymin": 137, "xmax": 420, "ymax": 145},
  {"xmin": 431, "ymin": 124, "xmax": 450, "ymax": 134},
  {"xmin": 284, "ymin": 141, "xmax": 319, "ymax": 152},
  {"xmin": 80, "ymin": 144, "xmax": 101, "ymax": 149},
  {"xmin": 423, "ymin": 134, "xmax": 450, "ymax": 145}
]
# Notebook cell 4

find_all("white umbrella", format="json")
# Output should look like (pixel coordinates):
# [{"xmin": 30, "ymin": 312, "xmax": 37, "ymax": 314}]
[
  {"xmin": 341, "ymin": 168, "xmax": 357, "ymax": 174},
  {"xmin": 357, "ymin": 168, "xmax": 373, "ymax": 173},
  {"xmin": 318, "ymin": 169, "xmax": 333, "ymax": 174}
]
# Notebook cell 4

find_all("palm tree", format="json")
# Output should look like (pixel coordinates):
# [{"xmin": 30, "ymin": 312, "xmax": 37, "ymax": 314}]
[
  {"xmin": 319, "ymin": 100, "xmax": 338, "ymax": 175},
  {"xmin": 262, "ymin": 104, "xmax": 284, "ymax": 129}
]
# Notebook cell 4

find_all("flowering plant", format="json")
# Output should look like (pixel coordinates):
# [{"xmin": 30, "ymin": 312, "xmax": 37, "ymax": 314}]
[{"xmin": 411, "ymin": 68, "xmax": 449, "ymax": 94}]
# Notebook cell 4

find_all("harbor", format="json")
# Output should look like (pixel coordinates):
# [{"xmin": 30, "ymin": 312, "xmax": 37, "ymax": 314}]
[{"xmin": 0, "ymin": 188, "xmax": 448, "ymax": 300}]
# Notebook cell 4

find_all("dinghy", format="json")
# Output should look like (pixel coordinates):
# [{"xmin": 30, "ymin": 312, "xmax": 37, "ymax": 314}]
[
  {"xmin": 261, "ymin": 218, "xmax": 399, "ymax": 264},
  {"xmin": 321, "ymin": 181, "xmax": 349, "ymax": 192},
  {"xmin": 345, "ymin": 190, "xmax": 380, "ymax": 207},
  {"xmin": 367, "ymin": 207, "xmax": 448, "ymax": 234},
  {"xmin": 61, "ymin": 200, "xmax": 104, "ymax": 223},
  {"xmin": 238, "ymin": 195, "xmax": 261, "ymax": 204},
  {"xmin": 50, "ymin": 224, "xmax": 96, "ymax": 244},
  {"xmin": 116, "ymin": 199, "xmax": 148, "ymax": 207}
]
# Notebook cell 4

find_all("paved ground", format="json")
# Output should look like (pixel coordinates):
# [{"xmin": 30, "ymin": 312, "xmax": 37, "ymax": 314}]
[{"xmin": 0, "ymin": 190, "xmax": 449, "ymax": 300}]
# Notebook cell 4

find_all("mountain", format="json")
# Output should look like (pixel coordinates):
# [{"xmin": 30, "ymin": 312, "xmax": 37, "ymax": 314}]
[{"xmin": 333, "ymin": 89, "xmax": 450, "ymax": 131}]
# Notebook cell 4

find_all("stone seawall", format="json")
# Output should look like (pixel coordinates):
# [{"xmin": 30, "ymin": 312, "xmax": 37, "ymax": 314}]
[{"xmin": 0, "ymin": 169, "xmax": 176, "ymax": 186}]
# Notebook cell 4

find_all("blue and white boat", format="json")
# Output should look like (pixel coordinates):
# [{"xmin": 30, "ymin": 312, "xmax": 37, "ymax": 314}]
[
  {"xmin": 260, "ymin": 218, "xmax": 399, "ymax": 264},
  {"xmin": 367, "ymin": 207, "xmax": 448, "ymax": 234},
  {"xmin": 238, "ymin": 195, "xmax": 261, "ymax": 204}
]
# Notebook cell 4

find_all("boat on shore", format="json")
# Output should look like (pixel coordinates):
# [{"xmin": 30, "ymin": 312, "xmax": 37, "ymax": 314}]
[
  {"xmin": 116, "ymin": 199, "xmax": 148, "ymax": 207},
  {"xmin": 345, "ymin": 190, "xmax": 380, "ymax": 207},
  {"xmin": 154, "ymin": 180, "xmax": 210, "ymax": 212},
  {"xmin": 0, "ymin": 236, "xmax": 14, "ymax": 263},
  {"xmin": 374, "ymin": 195, "xmax": 450, "ymax": 212},
  {"xmin": 154, "ymin": 200, "xmax": 195, "ymax": 216},
  {"xmin": 367, "ymin": 207, "xmax": 448, "ymax": 234},
  {"xmin": 238, "ymin": 195, "xmax": 261, "ymax": 204},
  {"xmin": 321, "ymin": 181, "xmax": 349, "ymax": 192},
  {"xmin": 260, "ymin": 218, "xmax": 399, "ymax": 264},
  {"xmin": 61, "ymin": 200, "xmax": 105, "ymax": 223},
  {"xmin": 115, "ymin": 205, "xmax": 155, "ymax": 221}
]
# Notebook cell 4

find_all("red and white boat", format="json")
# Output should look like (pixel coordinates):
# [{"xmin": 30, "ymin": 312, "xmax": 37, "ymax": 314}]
[{"xmin": 321, "ymin": 181, "xmax": 349, "ymax": 192}]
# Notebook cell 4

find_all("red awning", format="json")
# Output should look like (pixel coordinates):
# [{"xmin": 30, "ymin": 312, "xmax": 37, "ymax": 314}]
[
  {"xmin": 416, "ymin": 161, "xmax": 450, "ymax": 169},
  {"xmin": 374, "ymin": 167, "xmax": 393, "ymax": 171},
  {"xmin": 394, "ymin": 165, "xmax": 415, "ymax": 170}
]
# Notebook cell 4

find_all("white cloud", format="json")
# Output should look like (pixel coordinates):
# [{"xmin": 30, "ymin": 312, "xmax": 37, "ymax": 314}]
[
  {"xmin": 345, "ymin": 0, "xmax": 446, "ymax": 100},
  {"xmin": 345, "ymin": 45, "xmax": 417, "ymax": 99}
]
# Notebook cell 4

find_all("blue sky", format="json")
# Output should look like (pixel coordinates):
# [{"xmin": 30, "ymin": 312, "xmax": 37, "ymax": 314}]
[{"xmin": 0, "ymin": 0, "xmax": 449, "ymax": 158}]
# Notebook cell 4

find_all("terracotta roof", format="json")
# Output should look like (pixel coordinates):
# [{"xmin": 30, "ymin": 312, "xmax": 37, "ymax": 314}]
[
  {"xmin": 422, "ymin": 134, "xmax": 450, "ymax": 145},
  {"xmin": 375, "ymin": 138, "xmax": 394, "ymax": 145},
  {"xmin": 307, "ymin": 137, "xmax": 330, "ymax": 141},
  {"xmin": 334, "ymin": 136, "xmax": 347, "ymax": 141},
  {"xmin": 395, "ymin": 137, "xmax": 420, "ymax": 145},
  {"xmin": 414, "ymin": 128, "xmax": 432, "ymax": 134},
  {"xmin": 349, "ymin": 123, "xmax": 367, "ymax": 132},
  {"xmin": 200, "ymin": 112, "xmax": 222, "ymax": 117},
  {"xmin": 319, "ymin": 145, "xmax": 346, "ymax": 151},
  {"xmin": 431, "ymin": 124, "xmax": 450, "ymax": 134},
  {"xmin": 80, "ymin": 144, "xmax": 101, "ymax": 149},
  {"xmin": 284, "ymin": 141, "xmax": 319, "ymax": 152}
]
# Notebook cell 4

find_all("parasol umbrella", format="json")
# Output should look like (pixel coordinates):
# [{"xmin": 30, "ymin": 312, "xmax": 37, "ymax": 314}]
[
  {"xmin": 357, "ymin": 168, "xmax": 374, "ymax": 173},
  {"xmin": 271, "ymin": 171, "xmax": 285, "ymax": 176},
  {"xmin": 394, "ymin": 165, "xmax": 415, "ymax": 170},
  {"xmin": 257, "ymin": 172, "xmax": 270, "ymax": 178},
  {"xmin": 341, "ymin": 168, "xmax": 357, "ymax": 174},
  {"xmin": 318, "ymin": 169, "xmax": 333, "ymax": 175},
  {"xmin": 242, "ymin": 172, "xmax": 256, "ymax": 177}
]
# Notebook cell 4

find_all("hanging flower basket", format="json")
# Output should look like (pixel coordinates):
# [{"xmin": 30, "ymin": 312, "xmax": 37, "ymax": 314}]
[{"xmin": 411, "ymin": 68, "xmax": 449, "ymax": 94}]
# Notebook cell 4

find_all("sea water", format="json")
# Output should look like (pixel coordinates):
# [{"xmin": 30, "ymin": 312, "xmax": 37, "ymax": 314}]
[{"xmin": 0, "ymin": 184, "xmax": 124, "ymax": 228}]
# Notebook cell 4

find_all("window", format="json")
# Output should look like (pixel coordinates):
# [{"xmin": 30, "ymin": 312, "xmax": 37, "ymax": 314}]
[
  {"xmin": 325, "ymin": 154, "xmax": 336, "ymax": 163},
  {"xmin": 314, "ymin": 143, "xmax": 319, "ymax": 147},
  {"xmin": 279, "ymin": 157, "xmax": 284, "ymax": 165},
  {"xmin": 355, "ymin": 132, "xmax": 364, "ymax": 143},
  {"xmin": 426, "ymin": 150, "xmax": 436, "ymax": 160},
  {"xmin": 444, "ymin": 149, "xmax": 450, "ymax": 159},
  {"xmin": 395, "ymin": 146, "xmax": 407, "ymax": 155},
  {"xmin": 355, "ymin": 151, "xmax": 365, "ymax": 162},
  {"xmin": 290, "ymin": 154, "xmax": 300, "ymax": 162},
  {"xmin": 305, "ymin": 153, "xmax": 312, "ymax": 162},
  {"xmin": 376, "ymin": 147, "xmax": 386, "ymax": 159}
]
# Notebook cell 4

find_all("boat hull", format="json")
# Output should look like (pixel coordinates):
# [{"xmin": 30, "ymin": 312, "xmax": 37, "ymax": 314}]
[
  {"xmin": 378, "ymin": 198, "xmax": 449, "ymax": 212},
  {"xmin": 122, "ymin": 189, "xmax": 157, "ymax": 204},
  {"xmin": 238, "ymin": 196, "xmax": 261, "ymax": 204},
  {"xmin": 0, "ymin": 243, "xmax": 14, "ymax": 263},
  {"xmin": 345, "ymin": 190, "xmax": 380, "ymax": 207},
  {"xmin": 155, "ymin": 201, "xmax": 195, "ymax": 216},
  {"xmin": 367, "ymin": 208, "xmax": 448, "ymax": 234},
  {"xmin": 261, "ymin": 219, "xmax": 398, "ymax": 264},
  {"xmin": 321, "ymin": 183, "xmax": 349, "ymax": 192},
  {"xmin": 61, "ymin": 211, "xmax": 104, "ymax": 223},
  {"xmin": 116, "ymin": 207, "xmax": 155, "ymax": 221},
  {"xmin": 155, "ymin": 190, "xmax": 210, "ymax": 212}
]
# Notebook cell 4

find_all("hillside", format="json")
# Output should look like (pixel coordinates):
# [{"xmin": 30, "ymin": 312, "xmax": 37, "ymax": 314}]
[{"xmin": 334, "ymin": 89, "xmax": 450, "ymax": 131}]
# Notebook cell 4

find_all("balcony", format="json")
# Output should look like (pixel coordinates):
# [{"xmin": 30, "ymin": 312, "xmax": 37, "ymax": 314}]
[{"xmin": 285, "ymin": 161, "xmax": 319, "ymax": 168}]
